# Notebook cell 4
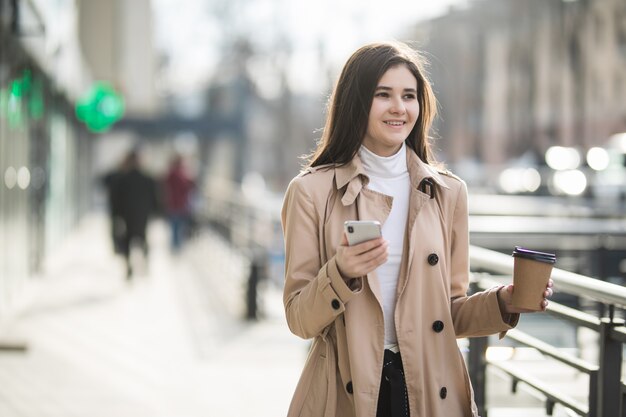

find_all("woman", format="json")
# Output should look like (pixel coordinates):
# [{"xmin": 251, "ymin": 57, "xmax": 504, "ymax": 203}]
[{"xmin": 281, "ymin": 41, "xmax": 553, "ymax": 417}]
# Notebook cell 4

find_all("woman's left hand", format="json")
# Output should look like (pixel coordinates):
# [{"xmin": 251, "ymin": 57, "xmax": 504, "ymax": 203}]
[{"xmin": 497, "ymin": 279, "xmax": 554, "ymax": 314}]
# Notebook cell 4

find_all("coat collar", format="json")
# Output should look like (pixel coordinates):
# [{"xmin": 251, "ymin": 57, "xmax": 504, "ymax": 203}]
[{"xmin": 335, "ymin": 146, "xmax": 450, "ymax": 206}]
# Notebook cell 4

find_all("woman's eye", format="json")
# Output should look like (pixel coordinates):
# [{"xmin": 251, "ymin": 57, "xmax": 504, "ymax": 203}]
[
  {"xmin": 375, "ymin": 92, "xmax": 389, "ymax": 98},
  {"xmin": 403, "ymin": 94, "xmax": 416, "ymax": 100}
]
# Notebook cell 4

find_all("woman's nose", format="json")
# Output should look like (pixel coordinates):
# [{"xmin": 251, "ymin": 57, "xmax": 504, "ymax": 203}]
[{"xmin": 389, "ymin": 97, "xmax": 406, "ymax": 114}]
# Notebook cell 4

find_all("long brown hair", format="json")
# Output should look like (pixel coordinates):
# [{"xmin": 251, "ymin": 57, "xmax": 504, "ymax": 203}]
[{"xmin": 307, "ymin": 41, "xmax": 438, "ymax": 167}]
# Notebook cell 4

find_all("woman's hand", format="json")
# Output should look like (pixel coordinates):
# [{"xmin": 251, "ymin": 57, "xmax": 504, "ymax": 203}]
[
  {"xmin": 497, "ymin": 279, "xmax": 554, "ymax": 314},
  {"xmin": 335, "ymin": 233, "xmax": 388, "ymax": 279}
]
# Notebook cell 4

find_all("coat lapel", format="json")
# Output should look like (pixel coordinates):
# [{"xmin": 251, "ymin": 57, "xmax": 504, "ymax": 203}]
[
  {"xmin": 356, "ymin": 187, "xmax": 392, "ymax": 309},
  {"xmin": 335, "ymin": 156, "xmax": 392, "ymax": 309},
  {"xmin": 401, "ymin": 150, "xmax": 450, "ymax": 295}
]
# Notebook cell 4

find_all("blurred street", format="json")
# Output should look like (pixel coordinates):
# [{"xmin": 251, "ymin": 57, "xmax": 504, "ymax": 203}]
[
  {"xmin": 2, "ymin": 0, "xmax": 626, "ymax": 415},
  {"xmin": 0, "ymin": 214, "xmax": 307, "ymax": 417}
]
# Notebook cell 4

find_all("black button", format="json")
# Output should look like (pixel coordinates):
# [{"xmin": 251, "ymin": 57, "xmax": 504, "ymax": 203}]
[
  {"xmin": 428, "ymin": 253, "xmax": 439, "ymax": 266},
  {"xmin": 331, "ymin": 299, "xmax": 341, "ymax": 310},
  {"xmin": 440, "ymin": 387, "xmax": 447, "ymax": 399},
  {"xmin": 346, "ymin": 381, "xmax": 353, "ymax": 394},
  {"xmin": 432, "ymin": 320, "xmax": 444, "ymax": 333}
]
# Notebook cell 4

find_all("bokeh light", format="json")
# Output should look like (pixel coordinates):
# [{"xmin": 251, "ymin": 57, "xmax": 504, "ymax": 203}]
[
  {"xmin": 545, "ymin": 146, "xmax": 581, "ymax": 171},
  {"xmin": 4, "ymin": 166, "xmax": 17, "ymax": 189},
  {"xmin": 498, "ymin": 167, "xmax": 541, "ymax": 194},
  {"xmin": 553, "ymin": 169, "xmax": 587, "ymax": 196},
  {"xmin": 17, "ymin": 167, "xmax": 31, "ymax": 190},
  {"xmin": 586, "ymin": 147, "xmax": 610, "ymax": 171}
]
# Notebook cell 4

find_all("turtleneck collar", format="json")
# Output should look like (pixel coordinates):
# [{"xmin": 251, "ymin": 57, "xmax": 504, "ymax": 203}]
[{"xmin": 359, "ymin": 142, "xmax": 408, "ymax": 179}]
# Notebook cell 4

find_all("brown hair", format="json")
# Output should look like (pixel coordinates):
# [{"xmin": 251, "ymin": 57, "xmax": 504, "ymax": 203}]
[{"xmin": 307, "ymin": 41, "xmax": 438, "ymax": 167}]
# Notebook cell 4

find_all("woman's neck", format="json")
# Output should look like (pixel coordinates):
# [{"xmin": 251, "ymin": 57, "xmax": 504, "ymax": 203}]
[{"xmin": 359, "ymin": 142, "xmax": 407, "ymax": 179}]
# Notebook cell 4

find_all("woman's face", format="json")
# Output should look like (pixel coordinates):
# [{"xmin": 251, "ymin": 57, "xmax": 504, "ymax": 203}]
[{"xmin": 362, "ymin": 64, "xmax": 420, "ymax": 157}]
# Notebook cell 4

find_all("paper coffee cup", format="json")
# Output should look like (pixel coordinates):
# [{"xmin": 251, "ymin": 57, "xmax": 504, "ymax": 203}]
[{"xmin": 511, "ymin": 247, "xmax": 556, "ymax": 311}]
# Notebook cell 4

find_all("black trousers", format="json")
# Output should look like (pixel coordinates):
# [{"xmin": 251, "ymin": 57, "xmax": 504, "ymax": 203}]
[{"xmin": 376, "ymin": 349, "xmax": 410, "ymax": 417}]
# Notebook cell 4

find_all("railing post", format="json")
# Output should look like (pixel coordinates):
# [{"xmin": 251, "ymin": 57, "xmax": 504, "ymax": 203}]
[
  {"xmin": 588, "ymin": 370, "xmax": 598, "ymax": 417},
  {"xmin": 621, "ymin": 382, "xmax": 626, "ymax": 417},
  {"xmin": 246, "ymin": 249, "xmax": 266, "ymax": 321},
  {"xmin": 468, "ymin": 335, "xmax": 489, "ymax": 417},
  {"xmin": 597, "ymin": 317, "xmax": 624, "ymax": 417}
]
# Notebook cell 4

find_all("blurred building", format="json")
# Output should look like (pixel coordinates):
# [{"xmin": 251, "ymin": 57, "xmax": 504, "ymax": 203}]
[
  {"xmin": 416, "ymin": 0, "xmax": 626, "ymax": 167},
  {"xmin": 0, "ymin": 0, "xmax": 158, "ymax": 321},
  {"xmin": 78, "ymin": 0, "xmax": 158, "ymax": 116}
]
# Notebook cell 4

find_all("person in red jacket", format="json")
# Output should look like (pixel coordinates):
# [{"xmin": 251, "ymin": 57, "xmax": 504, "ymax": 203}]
[{"xmin": 163, "ymin": 154, "xmax": 195, "ymax": 252}]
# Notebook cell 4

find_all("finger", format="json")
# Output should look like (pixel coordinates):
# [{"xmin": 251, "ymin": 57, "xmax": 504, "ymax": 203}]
[
  {"xmin": 353, "ymin": 244, "xmax": 388, "ymax": 270},
  {"xmin": 353, "ymin": 241, "xmax": 388, "ymax": 261},
  {"xmin": 544, "ymin": 288, "xmax": 553, "ymax": 298},
  {"xmin": 351, "ymin": 237, "xmax": 386, "ymax": 255},
  {"xmin": 547, "ymin": 279, "xmax": 554, "ymax": 288},
  {"xmin": 542, "ymin": 299, "xmax": 549, "ymax": 309},
  {"xmin": 355, "ymin": 244, "xmax": 389, "ymax": 272},
  {"xmin": 341, "ymin": 232, "xmax": 348, "ymax": 246},
  {"xmin": 372, "ymin": 248, "xmax": 389, "ymax": 266},
  {"xmin": 365, "ymin": 251, "xmax": 388, "ymax": 271}
]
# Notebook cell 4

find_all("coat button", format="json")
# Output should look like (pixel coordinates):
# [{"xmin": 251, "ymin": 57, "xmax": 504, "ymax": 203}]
[
  {"xmin": 346, "ymin": 381, "xmax": 353, "ymax": 394},
  {"xmin": 440, "ymin": 387, "xmax": 447, "ymax": 399},
  {"xmin": 432, "ymin": 320, "xmax": 444, "ymax": 333},
  {"xmin": 427, "ymin": 253, "xmax": 439, "ymax": 266},
  {"xmin": 331, "ymin": 299, "xmax": 341, "ymax": 310}
]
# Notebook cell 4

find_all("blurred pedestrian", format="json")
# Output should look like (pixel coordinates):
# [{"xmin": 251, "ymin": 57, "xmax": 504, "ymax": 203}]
[
  {"xmin": 101, "ymin": 160, "xmax": 125, "ymax": 255},
  {"xmin": 111, "ymin": 149, "xmax": 158, "ymax": 280},
  {"xmin": 281, "ymin": 41, "xmax": 554, "ymax": 417},
  {"xmin": 163, "ymin": 154, "xmax": 195, "ymax": 252}
]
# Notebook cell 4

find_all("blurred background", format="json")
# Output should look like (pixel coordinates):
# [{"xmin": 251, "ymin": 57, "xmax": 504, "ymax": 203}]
[{"xmin": 1, "ymin": 0, "xmax": 626, "ymax": 416}]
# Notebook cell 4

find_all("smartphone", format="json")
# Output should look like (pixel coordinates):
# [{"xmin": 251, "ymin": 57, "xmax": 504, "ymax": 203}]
[{"xmin": 344, "ymin": 220, "xmax": 382, "ymax": 246}]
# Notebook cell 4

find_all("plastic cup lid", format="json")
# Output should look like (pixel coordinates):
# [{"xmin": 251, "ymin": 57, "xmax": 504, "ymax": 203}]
[{"xmin": 512, "ymin": 246, "xmax": 556, "ymax": 264}]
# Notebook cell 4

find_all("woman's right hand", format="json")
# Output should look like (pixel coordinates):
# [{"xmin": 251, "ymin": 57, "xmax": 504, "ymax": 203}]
[{"xmin": 335, "ymin": 233, "xmax": 389, "ymax": 279}]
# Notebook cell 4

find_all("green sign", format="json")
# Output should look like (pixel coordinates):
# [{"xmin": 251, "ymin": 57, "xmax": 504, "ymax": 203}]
[{"xmin": 75, "ymin": 81, "xmax": 125, "ymax": 133}]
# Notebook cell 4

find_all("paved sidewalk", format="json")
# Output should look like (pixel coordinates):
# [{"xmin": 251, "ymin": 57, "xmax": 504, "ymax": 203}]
[{"xmin": 0, "ymin": 214, "xmax": 308, "ymax": 417}]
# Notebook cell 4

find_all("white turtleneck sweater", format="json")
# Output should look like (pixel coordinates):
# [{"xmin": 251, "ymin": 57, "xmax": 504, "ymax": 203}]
[{"xmin": 359, "ymin": 143, "xmax": 410, "ymax": 347}]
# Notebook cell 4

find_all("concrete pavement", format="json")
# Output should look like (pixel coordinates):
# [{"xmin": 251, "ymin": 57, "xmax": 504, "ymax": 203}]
[{"xmin": 0, "ymin": 214, "xmax": 307, "ymax": 417}]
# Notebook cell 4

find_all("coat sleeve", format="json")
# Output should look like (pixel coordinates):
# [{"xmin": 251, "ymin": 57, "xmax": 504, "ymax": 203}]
[
  {"xmin": 448, "ymin": 179, "xmax": 519, "ymax": 338},
  {"xmin": 281, "ymin": 176, "xmax": 362, "ymax": 340}
]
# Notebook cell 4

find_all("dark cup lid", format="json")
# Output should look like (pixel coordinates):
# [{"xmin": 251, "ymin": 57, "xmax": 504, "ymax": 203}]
[{"xmin": 512, "ymin": 246, "xmax": 556, "ymax": 264}]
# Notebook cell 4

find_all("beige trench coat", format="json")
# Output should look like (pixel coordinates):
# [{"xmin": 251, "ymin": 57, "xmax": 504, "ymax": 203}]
[{"xmin": 281, "ymin": 149, "xmax": 518, "ymax": 417}]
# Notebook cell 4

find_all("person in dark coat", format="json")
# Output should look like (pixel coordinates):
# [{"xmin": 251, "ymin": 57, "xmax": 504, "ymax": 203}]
[
  {"xmin": 102, "ymin": 160, "xmax": 125, "ymax": 255},
  {"xmin": 111, "ymin": 149, "xmax": 158, "ymax": 279}
]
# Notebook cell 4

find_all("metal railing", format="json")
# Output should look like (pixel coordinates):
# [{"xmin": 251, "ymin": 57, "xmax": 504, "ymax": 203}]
[
  {"xmin": 468, "ymin": 245, "xmax": 626, "ymax": 417},
  {"xmin": 200, "ymin": 179, "xmax": 284, "ymax": 320}
]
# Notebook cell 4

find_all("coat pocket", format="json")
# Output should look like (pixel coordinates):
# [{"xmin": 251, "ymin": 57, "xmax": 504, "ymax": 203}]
[
  {"xmin": 457, "ymin": 349, "xmax": 479, "ymax": 416},
  {"xmin": 299, "ymin": 352, "xmax": 329, "ymax": 416}
]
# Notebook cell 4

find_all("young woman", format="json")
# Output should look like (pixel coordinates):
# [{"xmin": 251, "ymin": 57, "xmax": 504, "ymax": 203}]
[{"xmin": 281, "ymin": 41, "xmax": 553, "ymax": 417}]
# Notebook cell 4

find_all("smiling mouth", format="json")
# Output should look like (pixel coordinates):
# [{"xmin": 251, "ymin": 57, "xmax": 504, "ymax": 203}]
[{"xmin": 384, "ymin": 121, "xmax": 405, "ymax": 126}]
